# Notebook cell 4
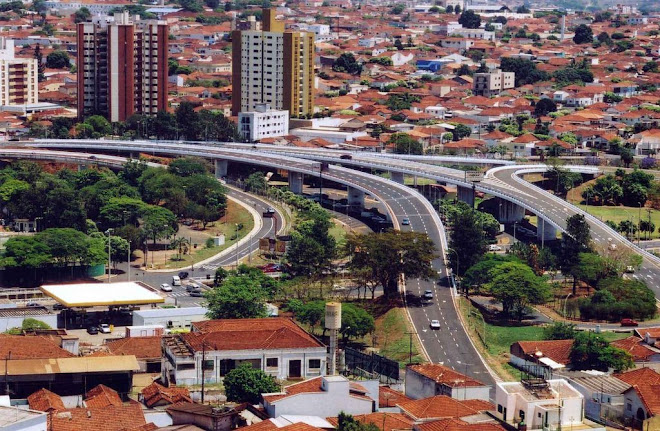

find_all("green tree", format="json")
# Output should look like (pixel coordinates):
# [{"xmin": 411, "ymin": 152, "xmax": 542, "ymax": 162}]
[
  {"xmin": 223, "ymin": 363, "xmax": 279, "ymax": 404},
  {"xmin": 448, "ymin": 209, "xmax": 486, "ymax": 277},
  {"xmin": 73, "ymin": 7, "xmax": 91, "ymax": 23},
  {"xmin": 389, "ymin": 133, "xmax": 423, "ymax": 155},
  {"xmin": 462, "ymin": 253, "xmax": 519, "ymax": 294},
  {"xmin": 179, "ymin": 0, "xmax": 203, "ymax": 12},
  {"xmin": 204, "ymin": 274, "xmax": 268, "ymax": 319},
  {"xmin": 337, "ymin": 413, "xmax": 380, "ymax": 431},
  {"xmin": 340, "ymin": 303, "xmax": 375, "ymax": 341},
  {"xmin": 332, "ymin": 53, "xmax": 362, "ymax": 75},
  {"xmin": 175, "ymin": 102, "xmax": 201, "ymax": 140},
  {"xmin": 570, "ymin": 332, "xmax": 634, "ymax": 372},
  {"xmin": 286, "ymin": 208, "xmax": 336, "ymax": 278},
  {"xmin": 543, "ymin": 322, "xmax": 577, "ymax": 340},
  {"xmin": 620, "ymin": 147, "xmax": 634, "ymax": 167},
  {"xmin": 45, "ymin": 50, "xmax": 70, "ymax": 69},
  {"xmin": 452, "ymin": 123, "xmax": 472, "ymax": 140},
  {"xmin": 501, "ymin": 57, "xmax": 550, "ymax": 86},
  {"xmin": 385, "ymin": 93, "xmax": 420, "ymax": 111},
  {"xmin": 344, "ymin": 231, "xmax": 436, "ymax": 298},
  {"xmin": 445, "ymin": 4, "xmax": 453, "ymax": 13},
  {"xmin": 561, "ymin": 214, "xmax": 592, "ymax": 294},
  {"xmin": 488, "ymin": 262, "xmax": 550, "ymax": 321},
  {"xmin": 573, "ymin": 24, "xmax": 593, "ymax": 44},
  {"xmin": 390, "ymin": 3, "xmax": 404, "ymax": 14},
  {"xmin": 534, "ymin": 98, "xmax": 557, "ymax": 117},
  {"xmin": 168, "ymin": 157, "xmax": 209, "ymax": 177},
  {"xmin": 458, "ymin": 9, "xmax": 481, "ymax": 28},
  {"xmin": 244, "ymin": 171, "xmax": 268, "ymax": 193},
  {"xmin": 141, "ymin": 205, "xmax": 177, "ymax": 245}
]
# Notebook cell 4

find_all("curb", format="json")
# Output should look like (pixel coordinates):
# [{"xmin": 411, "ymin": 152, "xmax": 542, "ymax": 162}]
[{"xmin": 143, "ymin": 192, "xmax": 263, "ymax": 273}]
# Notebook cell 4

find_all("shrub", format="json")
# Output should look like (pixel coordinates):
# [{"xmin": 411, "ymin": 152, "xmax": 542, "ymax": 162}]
[{"xmin": 641, "ymin": 157, "xmax": 657, "ymax": 169}]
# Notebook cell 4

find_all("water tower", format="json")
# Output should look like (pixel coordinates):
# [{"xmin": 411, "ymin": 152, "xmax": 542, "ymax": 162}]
[{"xmin": 325, "ymin": 302, "xmax": 341, "ymax": 375}]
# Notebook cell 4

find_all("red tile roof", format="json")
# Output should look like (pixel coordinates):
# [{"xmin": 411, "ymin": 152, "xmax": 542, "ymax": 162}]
[
  {"xmin": 417, "ymin": 418, "xmax": 506, "ymax": 431},
  {"xmin": 85, "ymin": 385, "xmax": 123, "ymax": 408},
  {"xmin": 379, "ymin": 386, "xmax": 411, "ymax": 408},
  {"xmin": 28, "ymin": 388, "xmax": 65, "ymax": 412},
  {"xmin": 0, "ymin": 334, "xmax": 75, "ymax": 359},
  {"xmin": 51, "ymin": 402, "xmax": 148, "ymax": 431},
  {"xmin": 397, "ymin": 395, "xmax": 493, "ymax": 421},
  {"xmin": 616, "ymin": 367, "xmax": 660, "ymax": 387},
  {"xmin": 326, "ymin": 413, "xmax": 414, "ymax": 431},
  {"xmin": 407, "ymin": 364, "xmax": 487, "ymax": 388},
  {"xmin": 106, "ymin": 336, "xmax": 162, "ymax": 360},
  {"xmin": 262, "ymin": 377, "xmax": 324, "ymax": 403},
  {"xmin": 513, "ymin": 339, "xmax": 574, "ymax": 365},
  {"xmin": 141, "ymin": 383, "xmax": 192, "ymax": 408},
  {"xmin": 610, "ymin": 336, "xmax": 658, "ymax": 362},
  {"xmin": 186, "ymin": 318, "xmax": 323, "ymax": 352}
]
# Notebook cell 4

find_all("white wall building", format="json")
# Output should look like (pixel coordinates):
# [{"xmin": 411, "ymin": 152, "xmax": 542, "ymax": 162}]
[
  {"xmin": 0, "ymin": 405, "xmax": 47, "ymax": 431},
  {"xmin": 473, "ymin": 69, "xmax": 515, "ymax": 97},
  {"xmin": 262, "ymin": 376, "xmax": 378, "ymax": 418},
  {"xmin": 161, "ymin": 318, "xmax": 327, "ymax": 385},
  {"xmin": 239, "ymin": 103, "xmax": 289, "ymax": 142},
  {"xmin": 0, "ymin": 38, "xmax": 38, "ymax": 107},
  {"xmin": 494, "ymin": 379, "xmax": 587, "ymax": 430},
  {"xmin": 132, "ymin": 307, "xmax": 208, "ymax": 329},
  {"xmin": 404, "ymin": 364, "xmax": 490, "ymax": 401}
]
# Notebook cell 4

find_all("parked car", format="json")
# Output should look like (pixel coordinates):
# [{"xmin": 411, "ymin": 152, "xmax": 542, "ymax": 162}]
[
  {"xmin": 190, "ymin": 289, "xmax": 204, "ymax": 297},
  {"xmin": 430, "ymin": 320, "xmax": 441, "ymax": 330},
  {"xmin": 340, "ymin": 154, "xmax": 352, "ymax": 160},
  {"xmin": 489, "ymin": 244, "xmax": 502, "ymax": 251},
  {"xmin": 621, "ymin": 318, "xmax": 639, "ymax": 327},
  {"xmin": 259, "ymin": 263, "xmax": 282, "ymax": 273},
  {"xmin": 87, "ymin": 326, "xmax": 99, "ymax": 335},
  {"xmin": 402, "ymin": 218, "xmax": 410, "ymax": 226},
  {"xmin": 99, "ymin": 323, "xmax": 111, "ymax": 334},
  {"xmin": 263, "ymin": 208, "xmax": 275, "ymax": 218},
  {"xmin": 25, "ymin": 302, "xmax": 42, "ymax": 308},
  {"xmin": 160, "ymin": 283, "xmax": 172, "ymax": 292},
  {"xmin": 178, "ymin": 271, "xmax": 189, "ymax": 280},
  {"xmin": 423, "ymin": 290, "xmax": 433, "ymax": 300}
]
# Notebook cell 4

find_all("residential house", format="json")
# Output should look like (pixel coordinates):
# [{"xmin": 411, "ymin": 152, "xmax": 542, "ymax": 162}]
[
  {"xmin": 509, "ymin": 339, "xmax": 574, "ymax": 378},
  {"xmin": 397, "ymin": 395, "xmax": 494, "ymax": 422},
  {"xmin": 473, "ymin": 70, "xmax": 515, "ymax": 97},
  {"xmin": 405, "ymin": 364, "xmax": 491, "ymax": 401},
  {"xmin": 616, "ymin": 367, "xmax": 660, "ymax": 429},
  {"xmin": 0, "ymin": 405, "xmax": 48, "ymax": 430},
  {"xmin": 262, "ymin": 375, "xmax": 379, "ymax": 418},
  {"xmin": 569, "ymin": 374, "xmax": 631, "ymax": 423},
  {"xmin": 167, "ymin": 402, "xmax": 268, "ymax": 430},
  {"xmin": 494, "ymin": 379, "xmax": 587, "ymax": 431},
  {"xmin": 106, "ymin": 336, "xmax": 162, "ymax": 373},
  {"xmin": 140, "ymin": 382, "xmax": 192, "ymax": 408},
  {"xmin": 610, "ymin": 336, "xmax": 660, "ymax": 364},
  {"xmin": 636, "ymin": 327, "xmax": 660, "ymax": 345},
  {"xmin": 161, "ymin": 318, "xmax": 327, "ymax": 385},
  {"xmin": 631, "ymin": 129, "xmax": 660, "ymax": 155}
]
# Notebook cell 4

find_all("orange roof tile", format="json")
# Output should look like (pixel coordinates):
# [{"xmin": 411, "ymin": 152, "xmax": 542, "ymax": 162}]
[
  {"xmin": 140, "ymin": 383, "xmax": 192, "ymax": 408},
  {"xmin": 397, "ymin": 395, "xmax": 492, "ymax": 420},
  {"xmin": 408, "ymin": 364, "xmax": 487, "ymax": 388},
  {"xmin": 379, "ymin": 386, "xmax": 411, "ymax": 408},
  {"xmin": 513, "ymin": 339, "xmax": 574, "ymax": 365},
  {"xmin": 106, "ymin": 336, "xmax": 162, "ymax": 360},
  {"xmin": 0, "ymin": 334, "xmax": 75, "ymax": 360},
  {"xmin": 326, "ymin": 413, "xmax": 413, "ymax": 431},
  {"xmin": 610, "ymin": 336, "xmax": 658, "ymax": 362},
  {"xmin": 28, "ymin": 388, "xmax": 65, "ymax": 412},
  {"xmin": 51, "ymin": 402, "xmax": 147, "ymax": 431},
  {"xmin": 85, "ymin": 385, "xmax": 123, "ymax": 408}
]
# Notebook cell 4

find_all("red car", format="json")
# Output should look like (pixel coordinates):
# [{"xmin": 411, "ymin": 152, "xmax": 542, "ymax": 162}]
[{"xmin": 621, "ymin": 318, "xmax": 639, "ymax": 327}]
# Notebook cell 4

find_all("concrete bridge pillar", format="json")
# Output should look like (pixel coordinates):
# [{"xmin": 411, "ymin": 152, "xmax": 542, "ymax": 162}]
[
  {"xmin": 214, "ymin": 159, "xmax": 228, "ymax": 179},
  {"xmin": 497, "ymin": 198, "xmax": 525, "ymax": 224},
  {"xmin": 288, "ymin": 171, "xmax": 303, "ymax": 194},
  {"xmin": 391, "ymin": 171, "xmax": 405, "ymax": 184},
  {"xmin": 457, "ymin": 185, "xmax": 475, "ymax": 207},
  {"xmin": 537, "ymin": 217, "xmax": 558, "ymax": 242},
  {"xmin": 347, "ymin": 187, "xmax": 365, "ymax": 209}
]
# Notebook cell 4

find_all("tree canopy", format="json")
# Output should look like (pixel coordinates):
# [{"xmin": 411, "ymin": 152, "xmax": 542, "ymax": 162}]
[
  {"xmin": 570, "ymin": 332, "xmax": 634, "ymax": 372},
  {"xmin": 223, "ymin": 363, "xmax": 279, "ymax": 404},
  {"xmin": 458, "ymin": 10, "xmax": 481, "ymax": 29}
]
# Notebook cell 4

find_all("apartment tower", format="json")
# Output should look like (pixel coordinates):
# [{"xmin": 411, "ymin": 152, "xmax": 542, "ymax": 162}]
[
  {"xmin": 231, "ymin": 9, "xmax": 314, "ymax": 118},
  {"xmin": 0, "ymin": 38, "xmax": 38, "ymax": 106},
  {"xmin": 77, "ymin": 12, "xmax": 168, "ymax": 122}
]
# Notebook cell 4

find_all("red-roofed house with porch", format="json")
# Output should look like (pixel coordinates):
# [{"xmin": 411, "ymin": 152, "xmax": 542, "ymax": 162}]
[
  {"xmin": 162, "ymin": 318, "xmax": 327, "ymax": 385},
  {"xmin": 405, "ymin": 364, "xmax": 490, "ymax": 401}
]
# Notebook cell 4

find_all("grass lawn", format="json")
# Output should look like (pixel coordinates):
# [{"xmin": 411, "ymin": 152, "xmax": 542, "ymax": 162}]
[
  {"xmin": 159, "ymin": 199, "xmax": 255, "ymax": 269},
  {"xmin": 459, "ymin": 298, "xmax": 631, "ymax": 380},
  {"xmin": 374, "ymin": 307, "xmax": 425, "ymax": 367},
  {"xmin": 329, "ymin": 220, "xmax": 349, "ymax": 249}
]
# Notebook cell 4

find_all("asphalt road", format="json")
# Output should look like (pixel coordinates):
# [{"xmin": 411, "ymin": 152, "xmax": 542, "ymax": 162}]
[
  {"xmin": 323, "ymin": 167, "xmax": 495, "ymax": 387},
  {"xmin": 125, "ymin": 187, "xmax": 283, "ymax": 307},
  {"xmin": 487, "ymin": 167, "xmax": 660, "ymax": 294}
]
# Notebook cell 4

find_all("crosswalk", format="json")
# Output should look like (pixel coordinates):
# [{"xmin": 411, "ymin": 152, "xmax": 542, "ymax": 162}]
[
  {"xmin": 202, "ymin": 264, "xmax": 219, "ymax": 271},
  {"xmin": 169, "ymin": 292, "xmax": 189, "ymax": 297}
]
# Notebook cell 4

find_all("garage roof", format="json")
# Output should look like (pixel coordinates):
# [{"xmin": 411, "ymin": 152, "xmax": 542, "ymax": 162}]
[{"xmin": 40, "ymin": 282, "xmax": 165, "ymax": 307}]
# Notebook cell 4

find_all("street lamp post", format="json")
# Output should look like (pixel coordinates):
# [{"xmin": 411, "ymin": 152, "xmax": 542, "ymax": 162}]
[{"xmin": 105, "ymin": 228, "xmax": 113, "ymax": 283}]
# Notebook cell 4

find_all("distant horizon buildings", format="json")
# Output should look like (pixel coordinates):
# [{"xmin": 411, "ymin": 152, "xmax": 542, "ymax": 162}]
[
  {"xmin": 76, "ymin": 11, "xmax": 168, "ymax": 122},
  {"xmin": 231, "ymin": 8, "xmax": 314, "ymax": 118}
]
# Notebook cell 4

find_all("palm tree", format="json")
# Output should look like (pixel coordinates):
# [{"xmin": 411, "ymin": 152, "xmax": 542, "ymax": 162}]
[{"xmin": 170, "ymin": 237, "xmax": 190, "ymax": 261}]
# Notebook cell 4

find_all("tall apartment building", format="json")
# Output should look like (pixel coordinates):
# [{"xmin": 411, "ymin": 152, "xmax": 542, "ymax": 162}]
[
  {"xmin": 473, "ymin": 69, "xmax": 515, "ymax": 97},
  {"xmin": 77, "ymin": 12, "xmax": 168, "ymax": 122},
  {"xmin": 0, "ymin": 38, "xmax": 38, "ymax": 107},
  {"xmin": 231, "ymin": 9, "xmax": 314, "ymax": 118}
]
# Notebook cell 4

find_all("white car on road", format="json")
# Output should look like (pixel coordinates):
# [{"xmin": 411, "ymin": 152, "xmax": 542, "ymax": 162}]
[
  {"xmin": 99, "ymin": 323, "xmax": 111, "ymax": 334},
  {"xmin": 160, "ymin": 283, "xmax": 172, "ymax": 292},
  {"xmin": 430, "ymin": 320, "xmax": 441, "ymax": 330}
]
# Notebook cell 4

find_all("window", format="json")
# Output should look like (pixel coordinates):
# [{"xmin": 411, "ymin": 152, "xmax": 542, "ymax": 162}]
[
  {"xmin": 202, "ymin": 360, "xmax": 214, "ymax": 370},
  {"xmin": 266, "ymin": 358, "xmax": 278, "ymax": 368},
  {"xmin": 177, "ymin": 363, "xmax": 195, "ymax": 371},
  {"xmin": 308, "ymin": 359, "xmax": 321, "ymax": 369},
  {"xmin": 497, "ymin": 405, "xmax": 503, "ymax": 413},
  {"xmin": 627, "ymin": 403, "xmax": 632, "ymax": 411}
]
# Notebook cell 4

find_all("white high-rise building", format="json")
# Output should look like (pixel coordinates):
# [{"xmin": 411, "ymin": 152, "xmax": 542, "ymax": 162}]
[
  {"xmin": 232, "ymin": 9, "xmax": 314, "ymax": 118},
  {"xmin": 0, "ymin": 38, "xmax": 38, "ymax": 107},
  {"xmin": 238, "ymin": 103, "xmax": 289, "ymax": 142}
]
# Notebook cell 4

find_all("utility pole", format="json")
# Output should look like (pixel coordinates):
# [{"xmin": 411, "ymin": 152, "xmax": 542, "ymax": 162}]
[
  {"xmin": 201, "ymin": 342, "xmax": 206, "ymax": 404},
  {"xmin": 405, "ymin": 331, "xmax": 416, "ymax": 364}
]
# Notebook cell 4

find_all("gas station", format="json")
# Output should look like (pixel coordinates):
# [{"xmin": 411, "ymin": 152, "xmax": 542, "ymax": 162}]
[{"xmin": 40, "ymin": 281, "xmax": 165, "ymax": 329}]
